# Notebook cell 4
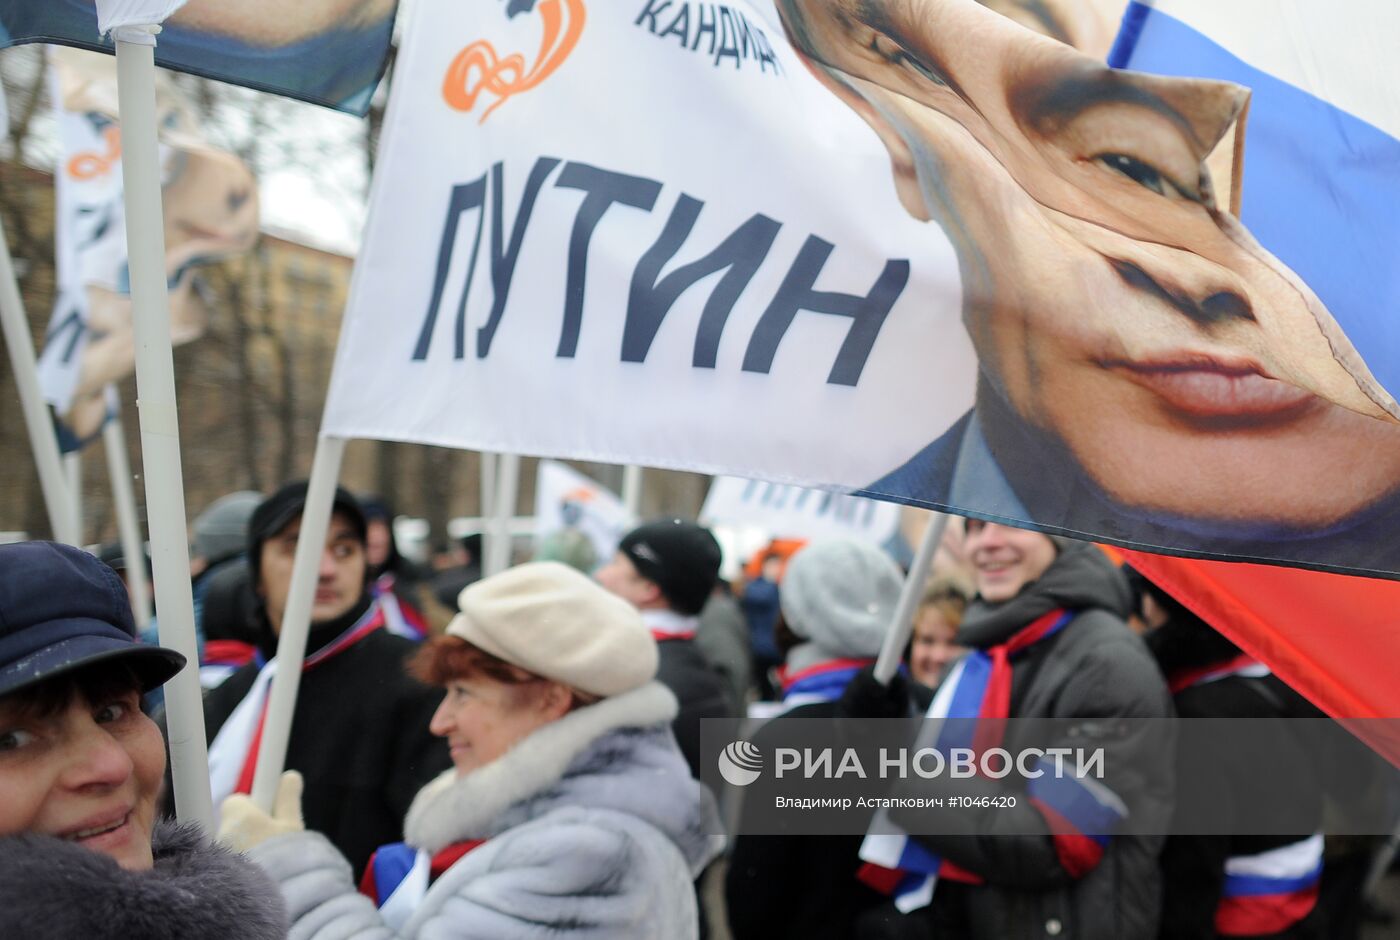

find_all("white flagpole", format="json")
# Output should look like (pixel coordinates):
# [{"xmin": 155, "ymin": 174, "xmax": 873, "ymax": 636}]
[
  {"xmin": 621, "ymin": 465, "xmax": 643, "ymax": 519},
  {"xmin": 485, "ymin": 453, "xmax": 520, "ymax": 576},
  {"xmin": 873, "ymin": 511, "xmax": 949, "ymax": 684},
  {"xmin": 0, "ymin": 219, "xmax": 79, "ymax": 544},
  {"xmin": 64, "ymin": 451, "xmax": 83, "ymax": 542},
  {"xmin": 103, "ymin": 411, "xmax": 151, "ymax": 629},
  {"xmin": 250, "ymin": 434, "xmax": 347, "ymax": 810},
  {"xmin": 480, "ymin": 451, "xmax": 497, "ymax": 517},
  {"xmin": 112, "ymin": 24, "xmax": 211, "ymax": 828}
]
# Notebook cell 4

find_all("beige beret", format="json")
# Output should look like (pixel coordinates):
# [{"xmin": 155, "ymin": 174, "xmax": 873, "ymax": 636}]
[{"xmin": 447, "ymin": 561, "xmax": 658, "ymax": 697}]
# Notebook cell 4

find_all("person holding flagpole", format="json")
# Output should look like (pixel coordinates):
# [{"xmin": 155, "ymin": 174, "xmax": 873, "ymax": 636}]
[
  {"xmin": 845, "ymin": 523, "xmax": 1173, "ymax": 938},
  {"xmin": 197, "ymin": 481, "xmax": 449, "ymax": 879},
  {"xmin": 217, "ymin": 561, "xmax": 723, "ymax": 938}
]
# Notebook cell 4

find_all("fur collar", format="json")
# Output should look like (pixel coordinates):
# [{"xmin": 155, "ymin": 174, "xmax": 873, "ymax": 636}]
[
  {"xmin": 405, "ymin": 681, "xmax": 678, "ymax": 852},
  {"xmin": 0, "ymin": 821, "xmax": 286, "ymax": 940}
]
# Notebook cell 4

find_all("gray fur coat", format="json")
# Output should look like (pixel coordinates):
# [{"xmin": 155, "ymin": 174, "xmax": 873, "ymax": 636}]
[
  {"xmin": 250, "ymin": 681, "xmax": 724, "ymax": 939},
  {"xmin": 0, "ymin": 821, "xmax": 288, "ymax": 939}
]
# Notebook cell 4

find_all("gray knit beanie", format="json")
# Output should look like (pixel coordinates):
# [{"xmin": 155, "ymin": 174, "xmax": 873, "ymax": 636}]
[
  {"xmin": 780, "ymin": 539, "xmax": 903, "ymax": 659},
  {"xmin": 192, "ymin": 491, "xmax": 263, "ymax": 565}
]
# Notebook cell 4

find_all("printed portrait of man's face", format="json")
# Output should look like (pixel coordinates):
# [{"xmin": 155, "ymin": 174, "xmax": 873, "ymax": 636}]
[{"xmin": 778, "ymin": 0, "xmax": 1400, "ymax": 532}]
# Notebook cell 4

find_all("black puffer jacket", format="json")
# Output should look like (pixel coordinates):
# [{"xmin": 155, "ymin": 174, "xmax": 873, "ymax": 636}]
[
  {"xmin": 859, "ymin": 540, "xmax": 1174, "ymax": 940},
  {"xmin": 0, "ymin": 822, "xmax": 287, "ymax": 940}
]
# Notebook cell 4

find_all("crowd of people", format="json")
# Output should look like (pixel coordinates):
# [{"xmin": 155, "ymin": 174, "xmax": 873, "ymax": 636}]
[{"xmin": 0, "ymin": 482, "xmax": 1393, "ymax": 938}]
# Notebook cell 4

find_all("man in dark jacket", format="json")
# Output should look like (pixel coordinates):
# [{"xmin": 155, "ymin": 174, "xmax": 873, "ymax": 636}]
[
  {"xmin": 846, "ymin": 522, "xmax": 1174, "ymax": 939},
  {"xmin": 200, "ymin": 482, "xmax": 451, "ymax": 879},
  {"xmin": 596, "ymin": 518, "xmax": 733, "ymax": 778},
  {"xmin": 1135, "ymin": 571, "xmax": 1325, "ymax": 939}
]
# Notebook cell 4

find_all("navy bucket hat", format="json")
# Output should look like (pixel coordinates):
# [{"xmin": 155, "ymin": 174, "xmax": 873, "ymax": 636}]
[{"xmin": 0, "ymin": 541, "xmax": 185, "ymax": 698}]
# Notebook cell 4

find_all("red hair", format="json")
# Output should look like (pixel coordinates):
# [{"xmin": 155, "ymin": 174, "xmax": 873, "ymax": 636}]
[{"xmin": 408, "ymin": 635, "xmax": 600, "ymax": 708}]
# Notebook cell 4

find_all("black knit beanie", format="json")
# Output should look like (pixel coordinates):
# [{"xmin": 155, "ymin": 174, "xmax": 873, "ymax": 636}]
[{"xmin": 617, "ymin": 519, "xmax": 721, "ymax": 615}]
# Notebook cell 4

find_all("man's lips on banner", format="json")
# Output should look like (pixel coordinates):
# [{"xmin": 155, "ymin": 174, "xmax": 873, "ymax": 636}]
[
  {"xmin": 1102, "ymin": 353, "xmax": 1318, "ymax": 423},
  {"xmin": 443, "ymin": 0, "xmax": 586, "ymax": 122}
]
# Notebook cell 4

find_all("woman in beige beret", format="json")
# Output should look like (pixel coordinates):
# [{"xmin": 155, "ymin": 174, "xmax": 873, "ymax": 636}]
[{"xmin": 220, "ymin": 561, "xmax": 724, "ymax": 939}]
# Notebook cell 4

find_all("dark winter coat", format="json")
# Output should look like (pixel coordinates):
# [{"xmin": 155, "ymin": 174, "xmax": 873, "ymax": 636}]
[
  {"xmin": 1149, "ymin": 616, "xmax": 1325, "ymax": 939},
  {"xmin": 0, "ymin": 821, "xmax": 287, "ymax": 940},
  {"xmin": 696, "ymin": 590, "xmax": 755, "ymax": 714},
  {"xmin": 727, "ymin": 700, "xmax": 889, "ymax": 940},
  {"xmin": 202, "ymin": 599, "xmax": 452, "ymax": 878},
  {"xmin": 860, "ymin": 540, "xmax": 1174, "ymax": 940},
  {"xmin": 656, "ymin": 635, "xmax": 735, "ymax": 778}
]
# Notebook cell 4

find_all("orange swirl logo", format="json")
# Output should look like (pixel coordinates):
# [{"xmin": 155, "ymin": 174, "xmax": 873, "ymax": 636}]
[{"xmin": 442, "ymin": 0, "xmax": 586, "ymax": 122}]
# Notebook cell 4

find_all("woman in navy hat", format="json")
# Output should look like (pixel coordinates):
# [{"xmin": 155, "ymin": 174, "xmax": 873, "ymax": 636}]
[{"xmin": 0, "ymin": 541, "xmax": 286, "ymax": 939}]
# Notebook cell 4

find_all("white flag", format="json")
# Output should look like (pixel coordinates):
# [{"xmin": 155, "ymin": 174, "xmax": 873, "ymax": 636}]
[
  {"xmin": 95, "ymin": 0, "xmax": 189, "ymax": 35},
  {"xmin": 701, "ymin": 477, "xmax": 900, "ymax": 548},
  {"xmin": 533, "ymin": 461, "xmax": 632, "ymax": 571}
]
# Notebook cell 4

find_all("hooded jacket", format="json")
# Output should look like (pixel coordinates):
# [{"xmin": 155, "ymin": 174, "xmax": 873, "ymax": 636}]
[
  {"xmin": 865, "ymin": 540, "xmax": 1174, "ymax": 940},
  {"xmin": 0, "ymin": 822, "xmax": 287, "ymax": 940},
  {"xmin": 248, "ymin": 681, "xmax": 725, "ymax": 939}
]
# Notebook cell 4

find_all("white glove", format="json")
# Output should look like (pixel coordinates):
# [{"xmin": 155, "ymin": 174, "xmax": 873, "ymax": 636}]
[{"xmin": 218, "ymin": 770, "xmax": 305, "ymax": 854}]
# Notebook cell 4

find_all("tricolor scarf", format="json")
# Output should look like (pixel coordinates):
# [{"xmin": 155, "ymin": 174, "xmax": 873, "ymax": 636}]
[
  {"xmin": 1169, "ymin": 657, "xmax": 1320, "ymax": 935},
  {"xmin": 206, "ymin": 603, "xmax": 385, "ymax": 810},
  {"xmin": 358, "ymin": 839, "xmax": 486, "ymax": 930},
  {"xmin": 858, "ymin": 608, "xmax": 1128, "ymax": 912},
  {"xmin": 373, "ymin": 573, "xmax": 428, "ymax": 640},
  {"xmin": 641, "ymin": 609, "xmax": 698, "ymax": 642},
  {"xmin": 1216, "ymin": 834, "xmax": 1323, "ymax": 936},
  {"xmin": 778, "ymin": 657, "xmax": 877, "ymax": 706},
  {"xmin": 1167, "ymin": 653, "xmax": 1271, "ymax": 695}
]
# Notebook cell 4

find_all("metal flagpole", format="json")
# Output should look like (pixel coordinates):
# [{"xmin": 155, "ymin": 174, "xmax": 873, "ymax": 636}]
[
  {"xmin": 250, "ymin": 434, "xmax": 348, "ymax": 810},
  {"xmin": 873, "ymin": 511, "xmax": 949, "ymax": 684},
  {"xmin": 0, "ymin": 218, "xmax": 78, "ymax": 544},
  {"xmin": 103, "ymin": 411, "xmax": 152, "ymax": 629},
  {"xmin": 112, "ymin": 23, "xmax": 211, "ymax": 828}
]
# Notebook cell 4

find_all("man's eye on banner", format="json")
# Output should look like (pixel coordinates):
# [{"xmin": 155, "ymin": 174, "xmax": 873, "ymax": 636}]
[
  {"xmin": 776, "ymin": 0, "xmax": 1400, "ymax": 570},
  {"xmin": 0, "ymin": 0, "xmax": 398, "ymax": 114}
]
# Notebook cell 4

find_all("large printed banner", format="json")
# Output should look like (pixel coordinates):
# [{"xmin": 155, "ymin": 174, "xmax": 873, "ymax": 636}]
[
  {"xmin": 323, "ymin": 0, "xmax": 1400, "ymax": 579},
  {"xmin": 0, "ymin": 0, "xmax": 397, "ymax": 114},
  {"xmin": 38, "ymin": 49, "xmax": 258, "ymax": 447},
  {"xmin": 701, "ymin": 476, "xmax": 901, "ymax": 548}
]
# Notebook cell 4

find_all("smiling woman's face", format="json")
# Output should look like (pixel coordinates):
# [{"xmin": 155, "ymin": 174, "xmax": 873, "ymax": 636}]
[
  {"xmin": 780, "ymin": 0, "xmax": 1400, "ymax": 529},
  {"xmin": 0, "ymin": 676, "xmax": 164, "ymax": 872}
]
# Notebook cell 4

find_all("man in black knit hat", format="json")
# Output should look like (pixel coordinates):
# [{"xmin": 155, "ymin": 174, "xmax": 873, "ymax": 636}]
[
  {"xmin": 198, "ymin": 481, "xmax": 450, "ymax": 879},
  {"xmin": 596, "ymin": 518, "xmax": 733, "ymax": 779}
]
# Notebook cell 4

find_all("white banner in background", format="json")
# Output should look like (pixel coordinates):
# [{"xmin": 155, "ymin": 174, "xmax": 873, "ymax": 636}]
[
  {"xmin": 321, "ymin": 0, "xmax": 972, "ymax": 491},
  {"xmin": 533, "ymin": 460, "xmax": 633, "ymax": 569},
  {"xmin": 701, "ymin": 475, "xmax": 900, "ymax": 547}
]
